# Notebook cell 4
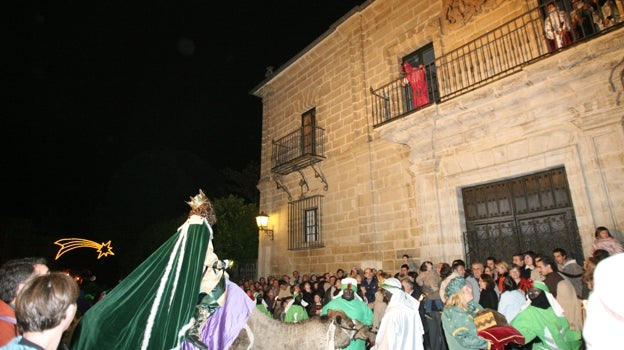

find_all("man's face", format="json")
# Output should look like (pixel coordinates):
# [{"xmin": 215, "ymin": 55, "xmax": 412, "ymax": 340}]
[
  {"xmin": 364, "ymin": 269, "xmax": 373, "ymax": 279},
  {"xmin": 536, "ymin": 261, "xmax": 552, "ymax": 276},
  {"xmin": 553, "ymin": 252, "xmax": 565, "ymax": 266},
  {"xmin": 342, "ymin": 288, "xmax": 355, "ymax": 301},
  {"xmin": 400, "ymin": 267, "xmax": 408, "ymax": 275},
  {"xmin": 512, "ymin": 256, "xmax": 524, "ymax": 267},
  {"xmin": 527, "ymin": 288, "xmax": 543, "ymax": 300},
  {"xmin": 455, "ymin": 265, "xmax": 466, "ymax": 277},
  {"xmin": 293, "ymin": 271, "xmax": 299, "ymax": 278},
  {"xmin": 402, "ymin": 281, "xmax": 412, "ymax": 293},
  {"xmin": 471, "ymin": 264, "xmax": 483, "ymax": 278}
]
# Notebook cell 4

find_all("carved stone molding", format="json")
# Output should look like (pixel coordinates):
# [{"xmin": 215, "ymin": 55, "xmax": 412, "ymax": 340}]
[{"xmin": 443, "ymin": 0, "xmax": 488, "ymax": 26}]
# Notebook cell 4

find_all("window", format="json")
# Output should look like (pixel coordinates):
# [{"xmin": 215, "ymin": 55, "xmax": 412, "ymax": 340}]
[
  {"xmin": 305, "ymin": 208, "xmax": 318, "ymax": 242},
  {"xmin": 288, "ymin": 195, "xmax": 324, "ymax": 250}
]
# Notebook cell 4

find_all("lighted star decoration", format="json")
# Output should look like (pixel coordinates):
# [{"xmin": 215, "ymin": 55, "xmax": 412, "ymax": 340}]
[{"xmin": 54, "ymin": 238, "xmax": 115, "ymax": 260}]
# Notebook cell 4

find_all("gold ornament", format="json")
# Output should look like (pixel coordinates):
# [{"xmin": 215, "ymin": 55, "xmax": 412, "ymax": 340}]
[
  {"xmin": 186, "ymin": 189, "xmax": 209, "ymax": 209},
  {"xmin": 186, "ymin": 189, "xmax": 216, "ymax": 225}
]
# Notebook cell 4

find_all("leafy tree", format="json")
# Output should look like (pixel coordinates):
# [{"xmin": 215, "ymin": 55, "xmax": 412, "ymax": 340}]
[
  {"xmin": 212, "ymin": 195, "xmax": 258, "ymax": 260},
  {"xmin": 220, "ymin": 161, "xmax": 260, "ymax": 205},
  {"xmin": 107, "ymin": 195, "xmax": 259, "ymax": 281}
]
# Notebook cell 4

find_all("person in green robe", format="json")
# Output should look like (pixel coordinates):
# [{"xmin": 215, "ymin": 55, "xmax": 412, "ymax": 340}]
[
  {"xmin": 441, "ymin": 276, "xmax": 491, "ymax": 350},
  {"xmin": 321, "ymin": 277, "xmax": 373, "ymax": 350},
  {"xmin": 511, "ymin": 281, "xmax": 581, "ymax": 350},
  {"xmin": 254, "ymin": 292, "xmax": 272, "ymax": 318},
  {"xmin": 70, "ymin": 190, "xmax": 226, "ymax": 350},
  {"xmin": 283, "ymin": 292, "xmax": 310, "ymax": 323}
]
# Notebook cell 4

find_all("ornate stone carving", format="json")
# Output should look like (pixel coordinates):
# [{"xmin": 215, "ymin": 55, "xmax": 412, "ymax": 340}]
[{"xmin": 443, "ymin": 0, "xmax": 488, "ymax": 25}]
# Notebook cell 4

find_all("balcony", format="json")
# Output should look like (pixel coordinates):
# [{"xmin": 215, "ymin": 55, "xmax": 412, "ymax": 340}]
[
  {"xmin": 370, "ymin": 3, "xmax": 624, "ymax": 127},
  {"xmin": 271, "ymin": 126, "xmax": 326, "ymax": 175}
]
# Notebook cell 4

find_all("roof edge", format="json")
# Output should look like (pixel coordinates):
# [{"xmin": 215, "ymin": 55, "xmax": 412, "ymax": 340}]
[{"xmin": 249, "ymin": 0, "xmax": 373, "ymax": 97}]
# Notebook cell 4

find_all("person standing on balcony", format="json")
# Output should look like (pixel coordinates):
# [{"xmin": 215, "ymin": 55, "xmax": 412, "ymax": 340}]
[
  {"xmin": 545, "ymin": 1, "xmax": 573, "ymax": 50},
  {"xmin": 570, "ymin": 0, "xmax": 599, "ymax": 39},
  {"xmin": 401, "ymin": 61, "xmax": 429, "ymax": 110}
]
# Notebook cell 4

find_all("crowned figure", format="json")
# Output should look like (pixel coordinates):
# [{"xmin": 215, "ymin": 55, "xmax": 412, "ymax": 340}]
[{"xmin": 71, "ymin": 190, "xmax": 239, "ymax": 350}]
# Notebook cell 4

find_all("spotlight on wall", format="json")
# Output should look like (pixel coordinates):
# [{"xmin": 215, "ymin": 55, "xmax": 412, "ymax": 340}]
[{"xmin": 255, "ymin": 212, "xmax": 274, "ymax": 240}]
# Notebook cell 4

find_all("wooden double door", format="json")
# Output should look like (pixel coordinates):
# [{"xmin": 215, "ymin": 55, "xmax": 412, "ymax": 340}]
[{"xmin": 462, "ymin": 167, "xmax": 584, "ymax": 265}]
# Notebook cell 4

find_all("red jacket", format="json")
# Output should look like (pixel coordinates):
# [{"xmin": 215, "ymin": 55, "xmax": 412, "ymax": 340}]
[{"xmin": 0, "ymin": 299, "xmax": 19, "ymax": 346}]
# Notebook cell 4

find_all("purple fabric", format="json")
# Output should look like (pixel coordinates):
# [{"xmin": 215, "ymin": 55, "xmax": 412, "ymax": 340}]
[{"xmin": 182, "ymin": 280, "xmax": 255, "ymax": 350}]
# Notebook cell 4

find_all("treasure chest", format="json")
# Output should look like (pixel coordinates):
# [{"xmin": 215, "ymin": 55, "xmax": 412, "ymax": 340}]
[{"xmin": 473, "ymin": 308, "xmax": 508, "ymax": 331}]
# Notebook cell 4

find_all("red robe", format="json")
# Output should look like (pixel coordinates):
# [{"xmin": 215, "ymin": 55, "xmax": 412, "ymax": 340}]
[{"xmin": 403, "ymin": 62, "xmax": 429, "ymax": 108}]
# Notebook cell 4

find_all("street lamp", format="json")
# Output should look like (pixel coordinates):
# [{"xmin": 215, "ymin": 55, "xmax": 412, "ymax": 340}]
[{"xmin": 255, "ymin": 212, "xmax": 274, "ymax": 240}]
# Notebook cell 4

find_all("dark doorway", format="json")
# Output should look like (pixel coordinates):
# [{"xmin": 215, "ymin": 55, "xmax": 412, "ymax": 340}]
[{"xmin": 461, "ymin": 167, "xmax": 584, "ymax": 265}]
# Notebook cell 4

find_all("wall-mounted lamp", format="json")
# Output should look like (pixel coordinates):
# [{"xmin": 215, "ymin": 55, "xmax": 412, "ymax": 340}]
[{"xmin": 255, "ymin": 212, "xmax": 274, "ymax": 240}]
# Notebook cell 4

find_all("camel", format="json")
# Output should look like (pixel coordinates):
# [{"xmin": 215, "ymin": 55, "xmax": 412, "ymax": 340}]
[{"xmin": 230, "ymin": 308, "xmax": 370, "ymax": 350}]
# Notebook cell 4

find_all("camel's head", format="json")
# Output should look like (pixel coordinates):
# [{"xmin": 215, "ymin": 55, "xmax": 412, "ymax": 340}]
[{"xmin": 326, "ymin": 309, "xmax": 370, "ymax": 348}]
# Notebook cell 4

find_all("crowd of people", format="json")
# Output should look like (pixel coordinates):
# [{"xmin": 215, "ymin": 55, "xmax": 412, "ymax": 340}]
[
  {"xmin": 0, "ymin": 224, "xmax": 622, "ymax": 349},
  {"xmin": 543, "ymin": 0, "xmax": 621, "ymax": 51},
  {"xmin": 232, "ymin": 226, "xmax": 622, "ymax": 349}
]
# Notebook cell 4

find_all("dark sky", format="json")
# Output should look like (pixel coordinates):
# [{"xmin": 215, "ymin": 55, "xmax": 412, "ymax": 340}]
[{"xmin": 3, "ymin": 1, "xmax": 366, "ymax": 236}]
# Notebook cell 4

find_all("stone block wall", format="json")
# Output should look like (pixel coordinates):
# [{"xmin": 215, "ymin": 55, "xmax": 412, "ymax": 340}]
[{"xmin": 253, "ymin": 0, "xmax": 624, "ymax": 278}]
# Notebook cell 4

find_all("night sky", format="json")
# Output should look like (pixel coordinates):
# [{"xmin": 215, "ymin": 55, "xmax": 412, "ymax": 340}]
[{"xmin": 4, "ymin": 1, "xmax": 366, "ymax": 238}]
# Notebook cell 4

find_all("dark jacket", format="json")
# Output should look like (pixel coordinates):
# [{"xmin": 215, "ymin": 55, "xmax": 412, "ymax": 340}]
[
  {"xmin": 362, "ymin": 276, "xmax": 379, "ymax": 303},
  {"xmin": 479, "ymin": 288, "xmax": 499, "ymax": 310}
]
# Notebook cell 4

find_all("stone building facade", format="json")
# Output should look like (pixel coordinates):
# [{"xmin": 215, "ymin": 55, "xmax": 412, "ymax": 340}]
[{"xmin": 251, "ymin": 0, "xmax": 624, "ymax": 278}]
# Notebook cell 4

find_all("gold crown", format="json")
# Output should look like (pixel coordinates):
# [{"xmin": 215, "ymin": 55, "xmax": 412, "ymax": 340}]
[{"xmin": 186, "ymin": 189, "xmax": 209, "ymax": 209}]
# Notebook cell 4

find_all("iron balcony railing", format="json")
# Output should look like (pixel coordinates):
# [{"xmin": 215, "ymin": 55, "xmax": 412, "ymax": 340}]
[
  {"xmin": 271, "ymin": 126, "xmax": 326, "ymax": 175},
  {"xmin": 370, "ymin": 3, "xmax": 624, "ymax": 127}
]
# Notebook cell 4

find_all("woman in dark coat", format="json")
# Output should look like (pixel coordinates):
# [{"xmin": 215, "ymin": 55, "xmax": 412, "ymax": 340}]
[{"xmin": 478, "ymin": 273, "xmax": 499, "ymax": 310}]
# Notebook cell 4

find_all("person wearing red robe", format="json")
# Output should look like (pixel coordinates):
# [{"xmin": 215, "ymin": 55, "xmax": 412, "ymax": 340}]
[{"xmin": 402, "ymin": 61, "xmax": 429, "ymax": 109}]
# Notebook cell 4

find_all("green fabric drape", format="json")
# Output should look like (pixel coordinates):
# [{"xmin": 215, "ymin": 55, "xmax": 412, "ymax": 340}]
[{"xmin": 71, "ymin": 217, "xmax": 210, "ymax": 350}]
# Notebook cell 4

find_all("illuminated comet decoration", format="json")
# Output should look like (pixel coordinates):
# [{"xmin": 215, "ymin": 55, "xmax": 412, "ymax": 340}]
[{"xmin": 54, "ymin": 238, "xmax": 115, "ymax": 260}]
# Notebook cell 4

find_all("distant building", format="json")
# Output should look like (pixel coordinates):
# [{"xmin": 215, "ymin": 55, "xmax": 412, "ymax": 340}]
[{"xmin": 250, "ymin": 0, "xmax": 624, "ymax": 278}]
